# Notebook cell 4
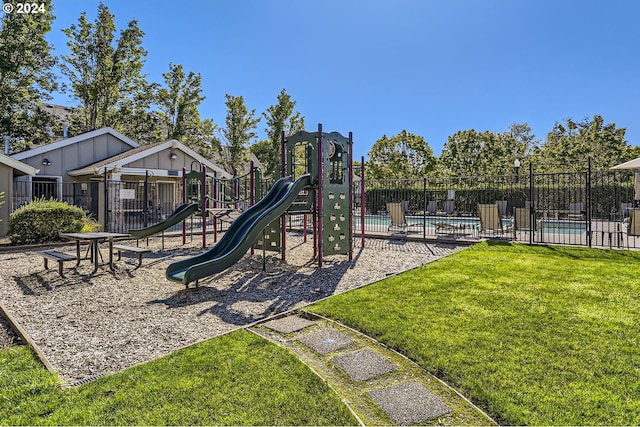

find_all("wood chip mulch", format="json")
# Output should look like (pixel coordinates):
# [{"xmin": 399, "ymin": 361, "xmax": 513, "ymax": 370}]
[{"xmin": 0, "ymin": 233, "xmax": 464, "ymax": 382}]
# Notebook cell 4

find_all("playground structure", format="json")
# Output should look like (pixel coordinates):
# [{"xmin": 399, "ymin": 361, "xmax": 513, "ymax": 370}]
[
  {"xmin": 165, "ymin": 123, "xmax": 358, "ymax": 288},
  {"xmin": 128, "ymin": 161, "xmax": 261, "ymax": 248}
]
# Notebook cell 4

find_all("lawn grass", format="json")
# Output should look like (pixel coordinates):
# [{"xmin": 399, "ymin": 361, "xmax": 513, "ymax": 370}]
[
  {"xmin": 0, "ymin": 330, "xmax": 358, "ymax": 426},
  {"xmin": 306, "ymin": 241, "xmax": 640, "ymax": 425}
]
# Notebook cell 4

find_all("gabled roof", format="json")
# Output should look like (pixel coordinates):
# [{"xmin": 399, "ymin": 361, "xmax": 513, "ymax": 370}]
[
  {"xmin": 0, "ymin": 152, "xmax": 39, "ymax": 176},
  {"xmin": 11, "ymin": 127, "xmax": 139, "ymax": 161},
  {"xmin": 68, "ymin": 140, "xmax": 231, "ymax": 178}
]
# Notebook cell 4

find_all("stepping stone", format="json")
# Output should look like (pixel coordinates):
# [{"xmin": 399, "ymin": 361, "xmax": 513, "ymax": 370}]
[
  {"xmin": 331, "ymin": 349, "xmax": 398, "ymax": 382},
  {"xmin": 297, "ymin": 329, "xmax": 354, "ymax": 354},
  {"xmin": 262, "ymin": 315, "xmax": 316, "ymax": 334},
  {"xmin": 368, "ymin": 381, "xmax": 451, "ymax": 425}
]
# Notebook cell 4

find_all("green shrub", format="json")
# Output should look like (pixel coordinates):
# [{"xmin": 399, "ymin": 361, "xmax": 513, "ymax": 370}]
[
  {"xmin": 8, "ymin": 198, "xmax": 91, "ymax": 244},
  {"xmin": 80, "ymin": 215, "xmax": 102, "ymax": 233}
]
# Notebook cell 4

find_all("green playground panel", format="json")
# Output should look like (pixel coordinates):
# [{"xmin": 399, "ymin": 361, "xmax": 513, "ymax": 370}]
[
  {"xmin": 321, "ymin": 132, "xmax": 351, "ymax": 256},
  {"xmin": 254, "ymin": 217, "xmax": 281, "ymax": 252}
]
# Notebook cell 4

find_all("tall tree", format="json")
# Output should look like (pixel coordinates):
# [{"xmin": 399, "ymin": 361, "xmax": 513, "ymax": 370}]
[
  {"xmin": 367, "ymin": 130, "xmax": 437, "ymax": 179},
  {"xmin": 220, "ymin": 94, "xmax": 260, "ymax": 173},
  {"xmin": 253, "ymin": 89, "xmax": 304, "ymax": 179},
  {"xmin": 535, "ymin": 115, "xmax": 627, "ymax": 172},
  {"xmin": 440, "ymin": 130, "xmax": 499, "ymax": 177},
  {"xmin": 0, "ymin": 0, "xmax": 58, "ymax": 151},
  {"xmin": 155, "ymin": 63, "xmax": 218, "ymax": 153},
  {"xmin": 439, "ymin": 125, "xmax": 539, "ymax": 177},
  {"xmin": 61, "ymin": 3, "xmax": 150, "ymax": 134}
]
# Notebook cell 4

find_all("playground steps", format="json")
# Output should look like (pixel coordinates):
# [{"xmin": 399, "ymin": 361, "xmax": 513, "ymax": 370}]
[{"xmin": 250, "ymin": 313, "xmax": 495, "ymax": 426}]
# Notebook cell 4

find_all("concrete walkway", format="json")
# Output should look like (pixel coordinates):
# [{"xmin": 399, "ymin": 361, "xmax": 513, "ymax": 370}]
[{"xmin": 251, "ymin": 313, "xmax": 496, "ymax": 426}]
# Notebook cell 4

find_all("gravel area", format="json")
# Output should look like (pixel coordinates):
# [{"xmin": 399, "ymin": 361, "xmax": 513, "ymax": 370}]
[
  {"xmin": 0, "ymin": 315, "xmax": 21, "ymax": 348},
  {"xmin": 0, "ymin": 233, "xmax": 465, "ymax": 383}
]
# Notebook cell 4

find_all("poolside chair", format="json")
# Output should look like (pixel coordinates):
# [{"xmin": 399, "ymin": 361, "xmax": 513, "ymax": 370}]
[
  {"xmin": 386, "ymin": 202, "xmax": 422, "ymax": 235},
  {"xmin": 514, "ymin": 208, "xmax": 535, "ymax": 230},
  {"xmin": 434, "ymin": 221, "xmax": 468, "ymax": 236},
  {"xmin": 426, "ymin": 201, "xmax": 438, "ymax": 215},
  {"xmin": 443, "ymin": 200, "xmax": 455, "ymax": 215},
  {"xmin": 478, "ymin": 203, "xmax": 512, "ymax": 237},
  {"xmin": 496, "ymin": 200, "xmax": 508, "ymax": 217},
  {"xmin": 568, "ymin": 203, "xmax": 585, "ymax": 220},
  {"xmin": 625, "ymin": 208, "xmax": 640, "ymax": 248},
  {"xmin": 620, "ymin": 202, "xmax": 633, "ymax": 219},
  {"xmin": 512, "ymin": 207, "xmax": 535, "ymax": 240}
]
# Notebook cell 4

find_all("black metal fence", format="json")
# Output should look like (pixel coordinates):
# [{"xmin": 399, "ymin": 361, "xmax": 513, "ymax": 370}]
[
  {"xmin": 10, "ymin": 165, "xmax": 640, "ymax": 249},
  {"xmin": 361, "ymin": 165, "xmax": 638, "ymax": 249},
  {"xmin": 12, "ymin": 180, "xmax": 99, "ymax": 218}
]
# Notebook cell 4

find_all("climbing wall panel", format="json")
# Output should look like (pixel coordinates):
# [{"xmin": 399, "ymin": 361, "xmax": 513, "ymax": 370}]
[{"xmin": 322, "ymin": 133, "xmax": 351, "ymax": 256}]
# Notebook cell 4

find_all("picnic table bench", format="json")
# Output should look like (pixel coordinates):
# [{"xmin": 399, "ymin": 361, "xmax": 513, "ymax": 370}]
[
  {"xmin": 112, "ymin": 244, "xmax": 151, "ymax": 266},
  {"xmin": 41, "ymin": 250, "xmax": 76, "ymax": 277}
]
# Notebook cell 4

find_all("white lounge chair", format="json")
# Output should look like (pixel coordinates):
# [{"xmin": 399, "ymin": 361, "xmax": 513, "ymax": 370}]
[
  {"xmin": 442, "ymin": 200, "xmax": 455, "ymax": 215},
  {"xmin": 621, "ymin": 202, "xmax": 633, "ymax": 219},
  {"xmin": 426, "ymin": 201, "xmax": 438, "ymax": 215},
  {"xmin": 568, "ymin": 203, "xmax": 585, "ymax": 220}
]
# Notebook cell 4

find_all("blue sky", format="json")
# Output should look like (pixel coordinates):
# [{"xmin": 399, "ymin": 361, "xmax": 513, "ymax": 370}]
[{"xmin": 44, "ymin": 0, "xmax": 640, "ymax": 161}]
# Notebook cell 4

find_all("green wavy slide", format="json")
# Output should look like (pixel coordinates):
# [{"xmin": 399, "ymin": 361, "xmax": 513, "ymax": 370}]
[
  {"xmin": 129, "ymin": 202, "xmax": 199, "ymax": 239},
  {"xmin": 166, "ymin": 174, "xmax": 312, "ymax": 287}
]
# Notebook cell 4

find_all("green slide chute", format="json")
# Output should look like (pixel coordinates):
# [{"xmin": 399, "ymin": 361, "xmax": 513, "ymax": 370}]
[
  {"xmin": 166, "ymin": 174, "xmax": 312, "ymax": 287},
  {"xmin": 129, "ymin": 203, "xmax": 199, "ymax": 239}
]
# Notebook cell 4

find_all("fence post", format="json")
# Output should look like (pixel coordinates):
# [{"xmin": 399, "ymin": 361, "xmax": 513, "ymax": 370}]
[
  {"xmin": 143, "ymin": 170, "xmax": 149, "ymax": 228},
  {"xmin": 587, "ymin": 157, "xmax": 592, "ymax": 247},
  {"xmin": 103, "ymin": 168, "xmax": 109, "ymax": 232},
  {"xmin": 361, "ymin": 156, "xmax": 365, "ymax": 249},
  {"xmin": 529, "ymin": 162, "xmax": 534, "ymax": 245},
  {"xmin": 423, "ymin": 177, "xmax": 427, "ymax": 242}
]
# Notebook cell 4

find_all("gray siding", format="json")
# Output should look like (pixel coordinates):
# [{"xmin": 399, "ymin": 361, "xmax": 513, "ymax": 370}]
[
  {"xmin": 0, "ymin": 164, "xmax": 12, "ymax": 236},
  {"xmin": 20, "ymin": 134, "xmax": 132, "ymax": 180}
]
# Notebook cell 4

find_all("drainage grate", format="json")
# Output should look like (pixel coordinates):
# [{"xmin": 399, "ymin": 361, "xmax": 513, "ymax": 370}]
[{"xmin": 68, "ymin": 372, "xmax": 106, "ymax": 387}]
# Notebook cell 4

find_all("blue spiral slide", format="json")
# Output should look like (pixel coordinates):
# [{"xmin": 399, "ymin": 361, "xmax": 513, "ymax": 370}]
[{"xmin": 166, "ymin": 174, "xmax": 312, "ymax": 287}]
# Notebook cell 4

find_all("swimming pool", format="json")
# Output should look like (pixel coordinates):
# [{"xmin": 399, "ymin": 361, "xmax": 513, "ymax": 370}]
[
  {"xmin": 352, "ymin": 215, "xmax": 587, "ymax": 235},
  {"xmin": 538, "ymin": 220, "xmax": 587, "ymax": 235}
]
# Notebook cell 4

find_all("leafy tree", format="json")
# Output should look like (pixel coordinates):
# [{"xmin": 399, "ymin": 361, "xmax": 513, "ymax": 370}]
[
  {"xmin": 112, "ymin": 81, "xmax": 161, "ymax": 144},
  {"xmin": 623, "ymin": 145, "xmax": 640, "ymax": 162},
  {"xmin": 367, "ymin": 130, "xmax": 437, "ymax": 179},
  {"xmin": 505, "ymin": 123, "xmax": 538, "ymax": 161},
  {"xmin": 253, "ymin": 89, "xmax": 305, "ymax": 179},
  {"xmin": 0, "ymin": 0, "xmax": 58, "ymax": 151},
  {"xmin": 61, "ymin": 3, "xmax": 150, "ymax": 134},
  {"xmin": 535, "ymin": 115, "xmax": 628, "ymax": 172},
  {"xmin": 220, "ymin": 94, "xmax": 260, "ymax": 173},
  {"xmin": 440, "ymin": 130, "xmax": 495, "ymax": 176},
  {"xmin": 440, "ymin": 124, "xmax": 538, "ymax": 177},
  {"xmin": 155, "ymin": 63, "xmax": 218, "ymax": 152}
]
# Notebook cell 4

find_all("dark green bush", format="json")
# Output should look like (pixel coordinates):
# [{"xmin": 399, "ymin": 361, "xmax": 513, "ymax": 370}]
[{"xmin": 9, "ymin": 198, "xmax": 88, "ymax": 244}]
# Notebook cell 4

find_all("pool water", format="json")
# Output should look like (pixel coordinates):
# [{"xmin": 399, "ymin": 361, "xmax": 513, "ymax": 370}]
[{"xmin": 352, "ymin": 215, "xmax": 587, "ymax": 235}]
